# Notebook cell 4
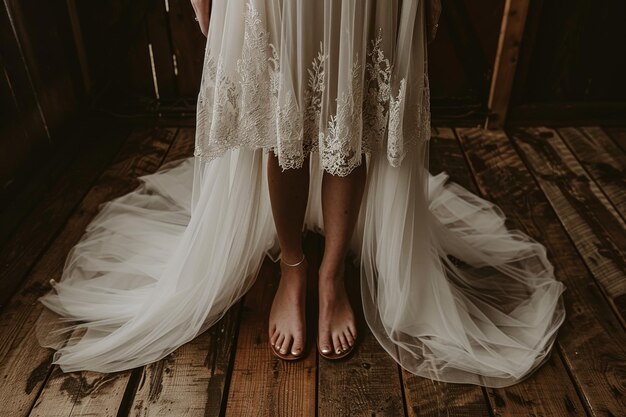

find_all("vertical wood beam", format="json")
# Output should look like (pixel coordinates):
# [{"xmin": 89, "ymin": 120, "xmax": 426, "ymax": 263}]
[
  {"xmin": 65, "ymin": 0, "xmax": 91, "ymax": 94},
  {"xmin": 485, "ymin": 0, "xmax": 530, "ymax": 129}
]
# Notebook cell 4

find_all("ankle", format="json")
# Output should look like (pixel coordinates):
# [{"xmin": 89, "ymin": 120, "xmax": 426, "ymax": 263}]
[
  {"xmin": 279, "ymin": 254, "xmax": 308, "ymax": 280},
  {"xmin": 318, "ymin": 262, "xmax": 346, "ymax": 283},
  {"xmin": 280, "ymin": 252, "xmax": 306, "ymax": 267}
]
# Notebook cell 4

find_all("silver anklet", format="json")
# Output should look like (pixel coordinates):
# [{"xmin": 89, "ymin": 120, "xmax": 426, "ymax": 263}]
[{"xmin": 281, "ymin": 253, "xmax": 306, "ymax": 267}]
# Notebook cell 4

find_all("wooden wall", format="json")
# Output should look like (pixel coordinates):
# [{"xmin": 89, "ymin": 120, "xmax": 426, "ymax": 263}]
[
  {"xmin": 510, "ymin": 0, "xmax": 626, "ymax": 124},
  {"xmin": 73, "ymin": 0, "xmax": 206, "ymax": 104},
  {"xmin": 1, "ymin": 0, "xmax": 84, "ymax": 201},
  {"xmin": 428, "ymin": 0, "xmax": 506, "ymax": 123},
  {"xmin": 2, "ymin": 0, "xmax": 625, "ymax": 202},
  {"xmin": 80, "ymin": 0, "xmax": 624, "ymax": 124}
]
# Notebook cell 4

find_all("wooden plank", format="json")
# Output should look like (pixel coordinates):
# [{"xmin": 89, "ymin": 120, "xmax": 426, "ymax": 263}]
[
  {"xmin": 485, "ymin": 353, "xmax": 586, "ymax": 417},
  {"xmin": 603, "ymin": 127, "xmax": 626, "ymax": 155},
  {"xmin": 403, "ymin": 128, "xmax": 490, "ymax": 417},
  {"xmin": 128, "ymin": 23, "xmax": 156, "ymax": 98},
  {"xmin": 128, "ymin": 128, "xmax": 243, "ymax": 417},
  {"xmin": 145, "ymin": 0, "xmax": 177, "ymax": 99},
  {"xmin": 0, "ymin": 1, "xmax": 49, "ymax": 183},
  {"xmin": 0, "ymin": 120, "xmax": 131, "ymax": 309},
  {"xmin": 507, "ymin": 0, "xmax": 544, "ymax": 110},
  {"xmin": 130, "ymin": 304, "xmax": 242, "ymax": 417},
  {"xmin": 0, "ymin": 58, "xmax": 31, "ymax": 198},
  {"xmin": 4, "ymin": 0, "xmax": 83, "ymax": 134},
  {"xmin": 403, "ymin": 370, "xmax": 489, "ymax": 417},
  {"xmin": 28, "ymin": 128, "xmax": 195, "ymax": 417},
  {"xmin": 72, "ymin": 0, "xmax": 154, "ymax": 99},
  {"xmin": 456, "ymin": 127, "xmax": 626, "ymax": 417},
  {"xmin": 510, "ymin": 127, "xmax": 626, "ymax": 325},
  {"xmin": 506, "ymin": 102, "xmax": 626, "ymax": 127},
  {"xmin": 557, "ymin": 127, "xmax": 626, "ymax": 220},
  {"xmin": 439, "ymin": 0, "xmax": 492, "ymax": 100},
  {"xmin": 225, "ymin": 234, "xmax": 317, "ymax": 417},
  {"xmin": 508, "ymin": 2, "xmax": 626, "ymax": 111},
  {"xmin": 0, "ymin": 0, "xmax": 49, "ymax": 141},
  {"xmin": 65, "ymin": 0, "xmax": 91, "ymax": 93},
  {"xmin": 428, "ymin": 127, "xmax": 481, "ymax": 191},
  {"xmin": 0, "ymin": 127, "xmax": 178, "ymax": 417},
  {"xmin": 485, "ymin": 0, "xmax": 530, "ymax": 129},
  {"xmin": 317, "ymin": 238, "xmax": 405, "ymax": 417},
  {"xmin": 403, "ymin": 127, "xmax": 585, "ymax": 417},
  {"xmin": 167, "ymin": 0, "xmax": 207, "ymax": 97},
  {"xmin": 29, "ymin": 367, "xmax": 133, "ymax": 417}
]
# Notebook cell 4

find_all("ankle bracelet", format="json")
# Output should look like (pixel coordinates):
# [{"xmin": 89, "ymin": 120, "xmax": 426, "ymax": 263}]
[{"xmin": 281, "ymin": 253, "xmax": 306, "ymax": 267}]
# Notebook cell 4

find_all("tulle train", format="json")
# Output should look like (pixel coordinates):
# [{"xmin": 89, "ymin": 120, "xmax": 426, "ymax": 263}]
[{"xmin": 37, "ymin": 144, "xmax": 566, "ymax": 388}]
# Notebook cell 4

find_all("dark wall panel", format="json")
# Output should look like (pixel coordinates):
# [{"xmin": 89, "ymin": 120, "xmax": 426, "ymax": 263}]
[
  {"xmin": 513, "ymin": 0, "xmax": 626, "ymax": 104},
  {"xmin": 1, "ymin": 0, "xmax": 83, "ymax": 200}
]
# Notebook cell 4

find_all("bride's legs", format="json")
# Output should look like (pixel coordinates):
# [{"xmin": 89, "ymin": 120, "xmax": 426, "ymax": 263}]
[
  {"xmin": 267, "ymin": 151, "xmax": 310, "ymax": 357},
  {"xmin": 318, "ymin": 155, "xmax": 366, "ymax": 355}
]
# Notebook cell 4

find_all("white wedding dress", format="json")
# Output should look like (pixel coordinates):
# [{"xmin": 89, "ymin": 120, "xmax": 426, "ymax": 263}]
[{"xmin": 36, "ymin": 0, "xmax": 567, "ymax": 388}]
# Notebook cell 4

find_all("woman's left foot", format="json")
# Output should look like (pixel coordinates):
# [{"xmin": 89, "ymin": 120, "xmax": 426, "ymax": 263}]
[{"xmin": 317, "ymin": 262, "xmax": 357, "ymax": 358}]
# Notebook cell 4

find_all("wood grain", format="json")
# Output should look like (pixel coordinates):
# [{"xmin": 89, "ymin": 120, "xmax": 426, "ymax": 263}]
[
  {"xmin": 127, "ymin": 128, "xmax": 242, "ymax": 417},
  {"xmin": 604, "ymin": 127, "xmax": 626, "ymax": 153},
  {"xmin": 404, "ymin": 127, "xmax": 586, "ymax": 417},
  {"xmin": 29, "ymin": 366, "xmax": 132, "ymax": 417},
  {"xmin": 557, "ymin": 127, "xmax": 626, "ymax": 219},
  {"xmin": 0, "ymin": 127, "xmax": 177, "ymax": 417},
  {"xmin": 225, "ymin": 234, "xmax": 317, "ymax": 417},
  {"xmin": 167, "ymin": 0, "xmax": 207, "ymax": 97},
  {"xmin": 317, "ymin": 237, "xmax": 405, "ymax": 417},
  {"xmin": 145, "ymin": 0, "xmax": 177, "ymax": 99},
  {"xmin": 457, "ymin": 127, "xmax": 626, "ymax": 417},
  {"xmin": 27, "ymin": 128, "xmax": 198, "ymax": 417},
  {"xmin": 510, "ymin": 127, "xmax": 626, "ymax": 325},
  {"xmin": 403, "ymin": 128, "xmax": 490, "ymax": 417},
  {"xmin": 486, "ymin": 0, "xmax": 530, "ymax": 128},
  {"xmin": 0, "ymin": 121, "xmax": 130, "ymax": 309},
  {"xmin": 130, "ymin": 303, "xmax": 241, "ymax": 417}
]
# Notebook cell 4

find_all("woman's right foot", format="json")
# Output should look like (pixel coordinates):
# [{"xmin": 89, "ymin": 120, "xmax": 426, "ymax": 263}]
[
  {"xmin": 268, "ymin": 254, "xmax": 308, "ymax": 358},
  {"xmin": 317, "ymin": 262, "xmax": 357, "ymax": 357}
]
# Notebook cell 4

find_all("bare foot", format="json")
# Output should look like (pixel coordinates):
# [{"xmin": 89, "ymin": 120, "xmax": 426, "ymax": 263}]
[
  {"xmin": 268, "ymin": 255, "xmax": 307, "ymax": 357},
  {"xmin": 318, "ymin": 262, "xmax": 357, "ymax": 355}
]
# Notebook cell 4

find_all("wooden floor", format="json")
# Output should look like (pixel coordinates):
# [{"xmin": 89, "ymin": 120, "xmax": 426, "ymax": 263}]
[{"xmin": 1, "ymin": 123, "xmax": 625, "ymax": 417}]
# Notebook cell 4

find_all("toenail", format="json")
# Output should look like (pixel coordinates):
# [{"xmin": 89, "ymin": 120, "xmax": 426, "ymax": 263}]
[{"xmin": 321, "ymin": 346, "xmax": 331, "ymax": 353}]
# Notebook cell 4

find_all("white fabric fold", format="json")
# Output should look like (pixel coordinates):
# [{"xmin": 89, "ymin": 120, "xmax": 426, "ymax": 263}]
[{"xmin": 36, "ymin": 0, "xmax": 566, "ymax": 388}]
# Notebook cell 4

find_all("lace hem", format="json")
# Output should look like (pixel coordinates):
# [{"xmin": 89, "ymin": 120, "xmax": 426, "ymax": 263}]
[{"xmin": 194, "ymin": 1, "xmax": 431, "ymax": 177}]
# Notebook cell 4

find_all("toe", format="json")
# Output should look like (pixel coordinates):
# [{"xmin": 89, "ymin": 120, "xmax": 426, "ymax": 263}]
[
  {"xmin": 319, "ymin": 331, "xmax": 333, "ymax": 355},
  {"xmin": 291, "ymin": 334, "xmax": 305, "ymax": 356},
  {"xmin": 338, "ymin": 332, "xmax": 349, "ymax": 351},
  {"xmin": 275, "ymin": 333, "xmax": 285, "ymax": 351},
  {"xmin": 280, "ymin": 334, "xmax": 293, "ymax": 355},
  {"xmin": 332, "ymin": 333, "xmax": 343, "ymax": 355},
  {"xmin": 344, "ymin": 329, "xmax": 354, "ymax": 346},
  {"xmin": 348, "ymin": 324, "xmax": 357, "ymax": 340},
  {"xmin": 269, "ymin": 328, "xmax": 279, "ymax": 345}
]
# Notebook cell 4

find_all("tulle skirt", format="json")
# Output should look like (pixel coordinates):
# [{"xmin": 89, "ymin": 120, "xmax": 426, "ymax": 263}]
[{"xmin": 36, "ymin": 0, "xmax": 567, "ymax": 388}]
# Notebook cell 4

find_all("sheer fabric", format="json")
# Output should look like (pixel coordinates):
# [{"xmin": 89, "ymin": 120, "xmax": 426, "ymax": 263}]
[
  {"xmin": 36, "ymin": 0, "xmax": 567, "ymax": 388},
  {"xmin": 194, "ymin": 0, "xmax": 430, "ymax": 176}
]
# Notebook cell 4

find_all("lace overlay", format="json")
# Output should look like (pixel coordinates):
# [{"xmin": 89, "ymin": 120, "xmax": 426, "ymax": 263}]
[{"xmin": 194, "ymin": 1, "xmax": 431, "ymax": 176}]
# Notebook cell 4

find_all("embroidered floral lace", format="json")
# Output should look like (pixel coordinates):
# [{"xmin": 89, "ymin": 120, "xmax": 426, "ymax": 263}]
[{"xmin": 194, "ymin": 2, "xmax": 431, "ymax": 176}]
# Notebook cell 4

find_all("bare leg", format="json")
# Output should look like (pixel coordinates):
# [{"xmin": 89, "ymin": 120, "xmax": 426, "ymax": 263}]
[
  {"xmin": 267, "ymin": 151, "xmax": 310, "ymax": 357},
  {"xmin": 318, "ymin": 155, "xmax": 366, "ymax": 355}
]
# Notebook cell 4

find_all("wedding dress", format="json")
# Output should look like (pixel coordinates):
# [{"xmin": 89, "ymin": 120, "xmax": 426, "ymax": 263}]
[{"xmin": 36, "ymin": 0, "xmax": 567, "ymax": 388}]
